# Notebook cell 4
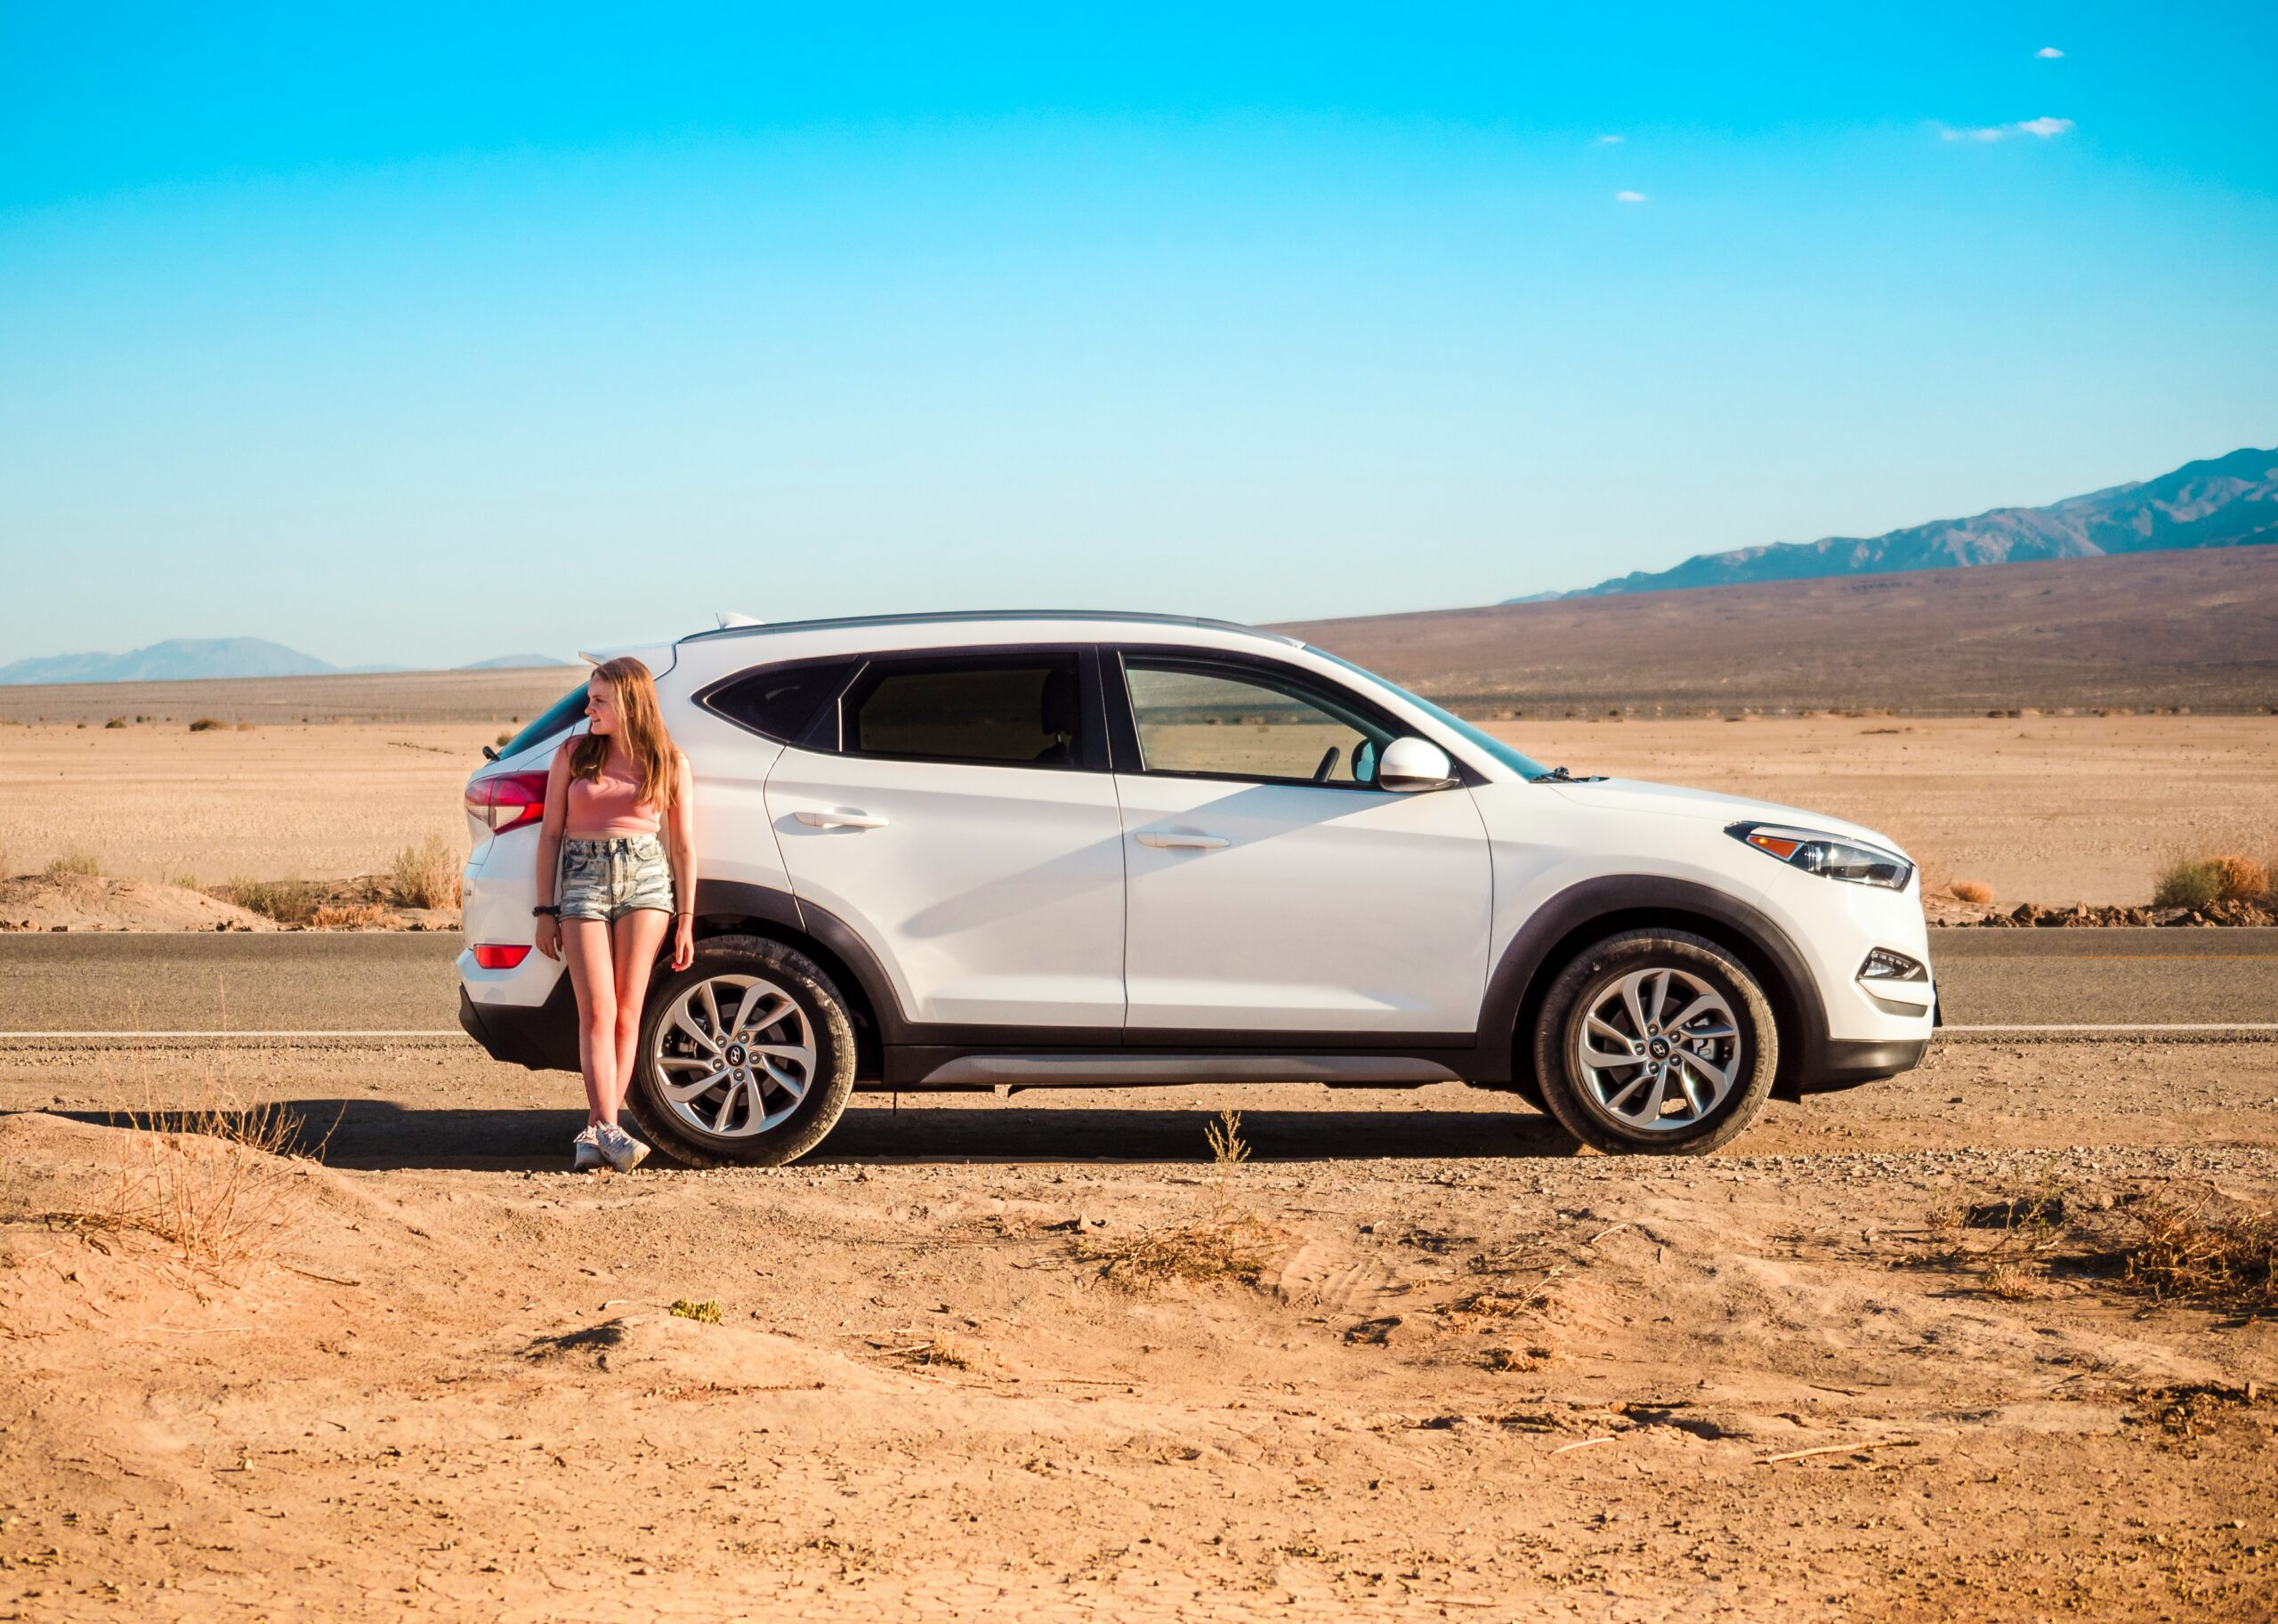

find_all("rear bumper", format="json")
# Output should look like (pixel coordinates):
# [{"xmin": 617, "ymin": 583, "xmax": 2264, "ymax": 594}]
[{"xmin": 458, "ymin": 980, "xmax": 580, "ymax": 1072}]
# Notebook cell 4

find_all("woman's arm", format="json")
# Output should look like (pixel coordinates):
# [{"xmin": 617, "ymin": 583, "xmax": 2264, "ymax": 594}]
[
  {"xmin": 532, "ymin": 750, "xmax": 572, "ymax": 960},
  {"xmin": 667, "ymin": 752, "xmax": 697, "ymax": 971}
]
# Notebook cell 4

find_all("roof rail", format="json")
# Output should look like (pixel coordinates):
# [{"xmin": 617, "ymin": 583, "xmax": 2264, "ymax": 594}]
[{"xmin": 678, "ymin": 609, "xmax": 1301, "ymax": 648}]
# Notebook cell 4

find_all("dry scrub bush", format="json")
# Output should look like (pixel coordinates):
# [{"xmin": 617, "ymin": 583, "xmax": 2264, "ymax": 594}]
[
  {"xmin": 2121, "ymin": 1191, "xmax": 2277, "ymax": 1315},
  {"xmin": 388, "ymin": 835, "xmax": 461, "ymax": 909},
  {"xmin": 1949, "ymin": 879, "xmax": 1994, "ymax": 905},
  {"xmin": 1077, "ymin": 1110, "xmax": 1280, "ymax": 1289},
  {"xmin": 2153, "ymin": 852, "xmax": 2269, "ymax": 909},
  {"xmin": 222, "ymin": 877, "xmax": 319, "ymax": 924},
  {"xmin": 44, "ymin": 852, "xmax": 101, "ymax": 879},
  {"xmin": 669, "ymin": 1297, "xmax": 723, "ymax": 1324},
  {"xmin": 188, "ymin": 717, "xmax": 222, "ymax": 732}
]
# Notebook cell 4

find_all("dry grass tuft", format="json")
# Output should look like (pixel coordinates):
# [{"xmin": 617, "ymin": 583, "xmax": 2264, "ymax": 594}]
[
  {"xmin": 1482, "ymin": 1343, "xmax": 1555, "ymax": 1373},
  {"xmin": 2120, "ymin": 1191, "xmax": 2278, "ymax": 1316},
  {"xmin": 188, "ymin": 716, "xmax": 223, "ymax": 732},
  {"xmin": 1076, "ymin": 1212, "xmax": 1280, "ymax": 1289},
  {"xmin": 887, "ymin": 1333, "xmax": 970, "ymax": 1369},
  {"xmin": 387, "ymin": 835, "xmax": 461, "ymax": 909},
  {"xmin": 1076, "ymin": 1110, "xmax": 1282, "ymax": 1289},
  {"xmin": 45, "ymin": 1071, "xmax": 332, "ymax": 1275},
  {"xmin": 669, "ymin": 1297, "xmax": 723, "ymax": 1324},
  {"xmin": 1927, "ymin": 1176, "xmax": 2071, "ymax": 1298},
  {"xmin": 222, "ymin": 877, "xmax": 320, "ymax": 925},
  {"xmin": 310, "ymin": 901, "xmax": 388, "ymax": 929},
  {"xmin": 1980, "ymin": 1259, "xmax": 2043, "ymax": 1300},
  {"xmin": 1949, "ymin": 878, "xmax": 1994, "ymax": 905},
  {"xmin": 44, "ymin": 852, "xmax": 101, "ymax": 879}
]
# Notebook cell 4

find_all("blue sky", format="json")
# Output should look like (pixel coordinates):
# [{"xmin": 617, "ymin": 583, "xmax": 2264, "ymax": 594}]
[{"xmin": 3, "ymin": 4, "xmax": 2274, "ymax": 669}]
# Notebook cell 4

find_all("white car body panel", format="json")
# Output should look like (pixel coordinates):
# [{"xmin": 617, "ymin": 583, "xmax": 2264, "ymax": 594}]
[
  {"xmin": 1116, "ymin": 773, "xmax": 1492, "ymax": 1031},
  {"xmin": 764, "ymin": 747, "xmax": 1127, "ymax": 1027}
]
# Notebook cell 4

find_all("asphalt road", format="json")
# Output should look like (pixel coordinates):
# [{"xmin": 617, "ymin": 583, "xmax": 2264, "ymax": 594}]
[{"xmin": 0, "ymin": 927, "xmax": 2273, "ymax": 1036}]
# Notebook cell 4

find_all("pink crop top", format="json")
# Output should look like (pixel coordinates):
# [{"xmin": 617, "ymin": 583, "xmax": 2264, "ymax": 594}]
[{"xmin": 565, "ymin": 760, "xmax": 663, "ymax": 836}]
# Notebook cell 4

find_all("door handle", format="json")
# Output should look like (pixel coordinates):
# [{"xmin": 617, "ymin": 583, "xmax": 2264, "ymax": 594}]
[
  {"xmin": 1135, "ymin": 830, "xmax": 1230, "ymax": 850},
  {"xmin": 795, "ymin": 808, "xmax": 889, "ymax": 830}
]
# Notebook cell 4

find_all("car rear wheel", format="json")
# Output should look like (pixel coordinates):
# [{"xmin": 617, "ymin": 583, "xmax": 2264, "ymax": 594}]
[
  {"xmin": 626, "ymin": 934, "xmax": 858, "ymax": 1168},
  {"xmin": 1531, "ymin": 930, "xmax": 1777, "ymax": 1155}
]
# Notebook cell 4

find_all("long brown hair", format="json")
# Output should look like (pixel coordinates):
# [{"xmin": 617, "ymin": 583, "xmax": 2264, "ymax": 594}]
[{"xmin": 569, "ymin": 656, "xmax": 680, "ymax": 811}]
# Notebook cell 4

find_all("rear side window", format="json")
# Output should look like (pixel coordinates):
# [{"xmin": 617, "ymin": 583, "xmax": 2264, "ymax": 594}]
[
  {"xmin": 704, "ymin": 659, "xmax": 858, "ymax": 744},
  {"xmin": 496, "ymin": 683, "xmax": 589, "ymax": 759},
  {"xmin": 845, "ymin": 658, "xmax": 1083, "ymax": 768}
]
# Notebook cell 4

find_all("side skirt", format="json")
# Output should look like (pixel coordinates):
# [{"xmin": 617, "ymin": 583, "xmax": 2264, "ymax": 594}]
[{"xmin": 880, "ymin": 1043, "xmax": 1478, "ymax": 1088}]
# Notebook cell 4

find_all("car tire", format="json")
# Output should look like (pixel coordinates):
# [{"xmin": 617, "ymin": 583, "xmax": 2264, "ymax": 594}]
[
  {"xmin": 625, "ymin": 933, "xmax": 859, "ymax": 1168},
  {"xmin": 1531, "ymin": 929, "xmax": 1777, "ymax": 1156}
]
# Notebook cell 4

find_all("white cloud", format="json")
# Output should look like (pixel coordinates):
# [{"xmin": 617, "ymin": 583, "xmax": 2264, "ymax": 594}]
[
  {"xmin": 1595, "ymin": 133, "xmax": 1624, "ymax": 144},
  {"xmin": 1613, "ymin": 190, "xmax": 1648, "ymax": 203},
  {"xmin": 1938, "ymin": 116, "xmax": 2074, "ymax": 142},
  {"xmin": 2036, "ymin": 46, "xmax": 2064, "ymax": 59}
]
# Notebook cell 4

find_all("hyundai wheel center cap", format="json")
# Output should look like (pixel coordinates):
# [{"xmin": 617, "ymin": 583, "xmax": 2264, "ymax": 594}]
[
  {"xmin": 1647, "ymin": 1037, "xmax": 1672, "ymax": 1060},
  {"xmin": 724, "ymin": 1043, "xmax": 747, "ymax": 1067}
]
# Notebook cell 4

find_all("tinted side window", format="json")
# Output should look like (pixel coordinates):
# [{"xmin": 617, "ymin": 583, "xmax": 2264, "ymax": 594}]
[
  {"xmin": 705, "ymin": 660, "xmax": 857, "ymax": 744},
  {"xmin": 1124, "ymin": 660, "xmax": 1394, "ymax": 786},
  {"xmin": 846, "ymin": 659, "xmax": 1081, "ymax": 768}
]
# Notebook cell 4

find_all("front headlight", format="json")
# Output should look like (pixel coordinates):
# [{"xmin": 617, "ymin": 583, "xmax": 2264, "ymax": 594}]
[{"xmin": 1727, "ymin": 822, "xmax": 1913, "ymax": 891}]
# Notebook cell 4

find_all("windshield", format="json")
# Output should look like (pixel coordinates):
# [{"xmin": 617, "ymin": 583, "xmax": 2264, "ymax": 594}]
[{"xmin": 1305, "ymin": 647, "xmax": 1551, "ymax": 780}]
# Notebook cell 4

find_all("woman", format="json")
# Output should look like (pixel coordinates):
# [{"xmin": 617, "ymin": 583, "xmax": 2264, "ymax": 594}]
[{"xmin": 531, "ymin": 656, "xmax": 697, "ymax": 1171}]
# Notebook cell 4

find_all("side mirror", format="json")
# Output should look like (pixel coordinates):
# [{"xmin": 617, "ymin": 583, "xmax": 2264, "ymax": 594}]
[{"xmin": 1377, "ymin": 736, "xmax": 1455, "ymax": 792}]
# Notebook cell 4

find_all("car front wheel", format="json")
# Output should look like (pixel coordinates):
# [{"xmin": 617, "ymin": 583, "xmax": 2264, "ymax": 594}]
[
  {"xmin": 1531, "ymin": 929, "xmax": 1778, "ymax": 1155},
  {"xmin": 626, "ymin": 934, "xmax": 859, "ymax": 1168}
]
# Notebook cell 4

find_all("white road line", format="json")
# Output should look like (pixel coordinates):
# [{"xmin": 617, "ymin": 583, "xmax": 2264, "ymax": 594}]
[
  {"xmin": 0, "ymin": 1030, "xmax": 467, "ymax": 1040},
  {"xmin": 1943, "ymin": 1022, "xmax": 2278, "ymax": 1033}
]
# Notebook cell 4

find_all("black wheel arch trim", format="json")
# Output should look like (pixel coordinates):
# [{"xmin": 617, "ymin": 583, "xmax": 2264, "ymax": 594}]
[{"xmin": 1473, "ymin": 875, "xmax": 1839, "ymax": 1097}]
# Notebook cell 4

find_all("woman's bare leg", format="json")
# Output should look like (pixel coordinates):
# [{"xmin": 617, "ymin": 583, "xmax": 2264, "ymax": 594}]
[
  {"xmin": 561, "ymin": 918, "xmax": 618, "ymax": 1126},
  {"xmin": 607, "ymin": 909, "xmax": 673, "ymax": 1121}
]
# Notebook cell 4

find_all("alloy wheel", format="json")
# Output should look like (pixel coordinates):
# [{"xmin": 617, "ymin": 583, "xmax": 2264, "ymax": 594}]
[
  {"xmin": 650, "ymin": 974, "xmax": 816, "ymax": 1138},
  {"xmin": 1570, "ymin": 966, "xmax": 1742, "ymax": 1133}
]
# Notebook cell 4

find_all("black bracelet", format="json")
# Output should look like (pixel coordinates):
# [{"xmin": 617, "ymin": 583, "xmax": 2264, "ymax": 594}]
[{"xmin": 532, "ymin": 904, "xmax": 561, "ymax": 917}]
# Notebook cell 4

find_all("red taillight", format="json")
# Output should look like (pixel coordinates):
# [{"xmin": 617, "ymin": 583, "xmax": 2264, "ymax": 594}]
[
  {"xmin": 466, "ymin": 771, "xmax": 549, "ymax": 834},
  {"xmin": 473, "ymin": 943, "xmax": 530, "ymax": 970}
]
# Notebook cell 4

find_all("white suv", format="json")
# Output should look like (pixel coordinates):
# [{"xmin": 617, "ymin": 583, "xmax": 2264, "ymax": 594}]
[{"xmin": 458, "ymin": 611, "xmax": 1935, "ymax": 1165}]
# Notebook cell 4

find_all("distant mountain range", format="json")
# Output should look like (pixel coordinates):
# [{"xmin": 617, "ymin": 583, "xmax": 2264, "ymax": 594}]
[
  {"xmin": 1514, "ymin": 445, "xmax": 2278, "ymax": 602},
  {"xmin": 0, "ymin": 638, "xmax": 576, "ymax": 686}
]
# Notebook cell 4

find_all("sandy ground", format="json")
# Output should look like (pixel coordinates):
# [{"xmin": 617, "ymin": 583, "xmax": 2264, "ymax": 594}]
[
  {"xmin": 0, "ymin": 723, "xmax": 495, "ymax": 888},
  {"xmin": 2, "ymin": 1039, "xmax": 2274, "ymax": 1621},
  {"xmin": 4, "ymin": 715, "xmax": 2274, "ymax": 911}
]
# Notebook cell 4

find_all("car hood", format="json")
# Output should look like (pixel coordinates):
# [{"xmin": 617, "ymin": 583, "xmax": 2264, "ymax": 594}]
[{"xmin": 1539, "ymin": 776, "xmax": 1910, "ymax": 860}]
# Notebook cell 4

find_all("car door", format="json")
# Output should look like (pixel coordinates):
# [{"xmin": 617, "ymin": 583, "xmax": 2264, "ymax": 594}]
[
  {"xmin": 1110, "ymin": 650, "xmax": 1493, "ymax": 1036},
  {"xmin": 763, "ymin": 647, "xmax": 1127, "ymax": 1031}
]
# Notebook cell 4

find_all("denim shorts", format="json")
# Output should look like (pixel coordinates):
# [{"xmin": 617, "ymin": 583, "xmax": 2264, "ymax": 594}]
[{"xmin": 558, "ymin": 835, "xmax": 675, "ymax": 924}]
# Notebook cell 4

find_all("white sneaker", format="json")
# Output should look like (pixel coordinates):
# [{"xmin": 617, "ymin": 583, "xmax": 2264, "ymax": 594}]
[
  {"xmin": 571, "ymin": 1127, "xmax": 602, "ymax": 1171},
  {"xmin": 595, "ymin": 1123, "xmax": 650, "ymax": 1173}
]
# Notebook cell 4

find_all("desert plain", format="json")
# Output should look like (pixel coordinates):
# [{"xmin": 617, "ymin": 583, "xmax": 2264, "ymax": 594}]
[
  {"xmin": 0, "ymin": 667, "xmax": 2274, "ymax": 1620},
  {"xmin": 3, "ymin": 712, "xmax": 2274, "ymax": 915}
]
